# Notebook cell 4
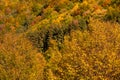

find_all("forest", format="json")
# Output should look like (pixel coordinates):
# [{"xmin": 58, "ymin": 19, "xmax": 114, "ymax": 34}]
[{"xmin": 0, "ymin": 0, "xmax": 120, "ymax": 80}]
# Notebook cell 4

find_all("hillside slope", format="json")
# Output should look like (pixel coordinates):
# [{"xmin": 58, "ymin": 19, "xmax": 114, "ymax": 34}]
[{"xmin": 0, "ymin": 0, "xmax": 120, "ymax": 80}]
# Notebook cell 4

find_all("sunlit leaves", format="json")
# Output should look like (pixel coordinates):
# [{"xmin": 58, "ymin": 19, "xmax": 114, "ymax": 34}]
[
  {"xmin": 0, "ymin": 0, "xmax": 120, "ymax": 80},
  {"xmin": 0, "ymin": 33, "xmax": 46, "ymax": 80}
]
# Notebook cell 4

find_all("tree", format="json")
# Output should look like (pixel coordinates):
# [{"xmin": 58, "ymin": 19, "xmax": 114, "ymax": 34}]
[{"xmin": 0, "ymin": 33, "xmax": 46, "ymax": 80}]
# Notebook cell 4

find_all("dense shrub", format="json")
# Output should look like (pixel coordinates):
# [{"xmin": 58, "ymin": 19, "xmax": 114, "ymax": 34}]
[
  {"xmin": 27, "ymin": 16, "xmax": 89, "ymax": 52},
  {"xmin": 104, "ymin": 6, "xmax": 120, "ymax": 23},
  {"xmin": 0, "ymin": 0, "xmax": 120, "ymax": 80},
  {"xmin": 98, "ymin": 0, "xmax": 120, "ymax": 23},
  {"xmin": 111, "ymin": 0, "xmax": 120, "ymax": 6},
  {"xmin": 0, "ymin": 33, "xmax": 45, "ymax": 80},
  {"xmin": 42, "ymin": 20, "xmax": 120, "ymax": 80}
]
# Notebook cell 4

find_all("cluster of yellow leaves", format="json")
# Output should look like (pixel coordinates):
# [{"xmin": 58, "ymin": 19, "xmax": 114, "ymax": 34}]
[
  {"xmin": 63, "ymin": 20, "xmax": 120, "ymax": 79},
  {"xmin": 0, "ymin": 33, "xmax": 46, "ymax": 80},
  {"xmin": 43, "ymin": 20, "xmax": 120, "ymax": 79},
  {"xmin": 0, "ymin": 0, "xmax": 120, "ymax": 80}
]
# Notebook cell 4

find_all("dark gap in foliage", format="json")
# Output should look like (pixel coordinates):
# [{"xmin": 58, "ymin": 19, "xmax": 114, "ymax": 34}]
[
  {"xmin": 78, "ymin": 0, "xmax": 83, "ymax": 3},
  {"xmin": 43, "ymin": 30, "xmax": 49, "ymax": 52},
  {"xmin": 54, "ymin": 6, "xmax": 60, "ymax": 12},
  {"xmin": 27, "ymin": 18, "xmax": 89, "ymax": 52},
  {"xmin": 101, "ymin": 0, "xmax": 120, "ymax": 23},
  {"xmin": 112, "ymin": 73, "xmax": 120, "ymax": 80},
  {"xmin": 37, "ymin": 10, "xmax": 43, "ymax": 16}
]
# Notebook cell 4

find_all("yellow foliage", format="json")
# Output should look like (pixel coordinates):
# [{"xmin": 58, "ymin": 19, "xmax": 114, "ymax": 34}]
[
  {"xmin": 0, "ymin": 0, "xmax": 120, "ymax": 79},
  {"xmin": 43, "ymin": 20, "xmax": 120, "ymax": 79},
  {"xmin": 71, "ymin": 3, "xmax": 79, "ymax": 13},
  {"xmin": 0, "ymin": 33, "xmax": 46, "ymax": 80}
]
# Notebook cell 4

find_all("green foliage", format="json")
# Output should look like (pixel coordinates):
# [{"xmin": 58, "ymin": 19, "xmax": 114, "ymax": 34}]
[
  {"xmin": 111, "ymin": 0, "xmax": 120, "ymax": 6},
  {"xmin": 27, "ymin": 16, "xmax": 89, "ymax": 52},
  {"xmin": 32, "ymin": 3, "xmax": 43, "ymax": 16},
  {"xmin": 104, "ymin": 6, "xmax": 120, "ymax": 23},
  {"xmin": 98, "ymin": 0, "xmax": 120, "ymax": 23},
  {"xmin": 42, "ymin": 7, "xmax": 54, "ymax": 19}
]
